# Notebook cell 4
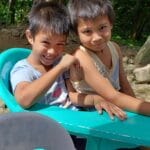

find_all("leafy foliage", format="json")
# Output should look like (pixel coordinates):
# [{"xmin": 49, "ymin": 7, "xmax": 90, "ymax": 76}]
[
  {"xmin": 0, "ymin": 0, "xmax": 149, "ymax": 46},
  {"xmin": 0, "ymin": 1, "xmax": 9, "ymax": 24},
  {"xmin": 0, "ymin": 0, "xmax": 32, "ymax": 25},
  {"xmin": 112, "ymin": 0, "xmax": 150, "ymax": 41}
]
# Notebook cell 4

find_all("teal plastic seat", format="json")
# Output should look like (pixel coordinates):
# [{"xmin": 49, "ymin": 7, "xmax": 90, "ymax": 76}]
[
  {"xmin": 0, "ymin": 48, "xmax": 150, "ymax": 150},
  {"xmin": 0, "ymin": 112, "xmax": 75, "ymax": 150}
]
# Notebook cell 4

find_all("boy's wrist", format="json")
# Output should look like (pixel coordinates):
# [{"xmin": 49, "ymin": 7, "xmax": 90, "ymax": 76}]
[{"xmin": 55, "ymin": 63, "xmax": 66, "ymax": 73}]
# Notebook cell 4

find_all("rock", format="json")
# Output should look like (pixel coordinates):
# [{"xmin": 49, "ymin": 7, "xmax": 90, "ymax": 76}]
[
  {"xmin": 128, "ymin": 58, "xmax": 134, "ymax": 64},
  {"xmin": 133, "ymin": 64, "xmax": 150, "ymax": 83},
  {"xmin": 132, "ymin": 83, "xmax": 150, "ymax": 102},
  {"xmin": 124, "ymin": 64, "xmax": 136, "ymax": 74},
  {"xmin": 134, "ymin": 36, "xmax": 150, "ymax": 66},
  {"xmin": 123, "ymin": 55, "xmax": 150, "ymax": 102},
  {"xmin": 0, "ymin": 99, "xmax": 9, "ymax": 114},
  {"xmin": 123, "ymin": 56, "xmax": 129, "ymax": 64},
  {"xmin": 127, "ymin": 74, "xmax": 135, "ymax": 83}
]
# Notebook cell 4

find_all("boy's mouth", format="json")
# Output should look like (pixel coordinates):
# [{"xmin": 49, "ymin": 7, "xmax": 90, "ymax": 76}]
[
  {"xmin": 90, "ymin": 43, "xmax": 106, "ymax": 51},
  {"xmin": 42, "ymin": 54, "xmax": 61, "ymax": 65},
  {"xmin": 41, "ymin": 55, "xmax": 54, "ymax": 64}
]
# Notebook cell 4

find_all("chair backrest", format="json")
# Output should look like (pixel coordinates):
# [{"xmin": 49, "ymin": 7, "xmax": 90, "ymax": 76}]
[
  {"xmin": 0, "ymin": 48, "xmax": 30, "ymax": 90},
  {"xmin": 0, "ymin": 112, "xmax": 75, "ymax": 150},
  {"xmin": 0, "ymin": 48, "xmax": 31, "ymax": 111}
]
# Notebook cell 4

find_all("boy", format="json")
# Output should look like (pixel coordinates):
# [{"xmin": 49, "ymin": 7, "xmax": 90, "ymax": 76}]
[
  {"xmin": 10, "ymin": 1, "xmax": 77, "ymax": 109},
  {"xmin": 67, "ymin": 0, "xmax": 150, "ymax": 116}
]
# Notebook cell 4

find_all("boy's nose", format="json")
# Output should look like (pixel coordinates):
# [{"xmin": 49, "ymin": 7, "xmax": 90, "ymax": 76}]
[
  {"xmin": 92, "ymin": 32, "xmax": 102, "ymax": 42},
  {"xmin": 47, "ymin": 48, "xmax": 56, "ymax": 55}
]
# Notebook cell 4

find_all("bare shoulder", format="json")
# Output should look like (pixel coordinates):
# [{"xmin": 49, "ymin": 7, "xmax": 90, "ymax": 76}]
[
  {"xmin": 73, "ymin": 46, "xmax": 94, "ymax": 68},
  {"xmin": 110, "ymin": 41, "xmax": 123, "ymax": 57},
  {"xmin": 73, "ymin": 46, "xmax": 89, "ymax": 60},
  {"xmin": 72, "ymin": 47, "xmax": 81, "ymax": 56}
]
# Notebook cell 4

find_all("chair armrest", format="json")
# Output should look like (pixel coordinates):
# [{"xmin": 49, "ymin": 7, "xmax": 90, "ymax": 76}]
[{"xmin": 29, "ymin": 104, "xmax": 150, "ymax": 146}]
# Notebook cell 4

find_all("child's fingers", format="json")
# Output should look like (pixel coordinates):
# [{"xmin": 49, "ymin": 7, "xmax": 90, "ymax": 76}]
[
  {"xmin": 104, "ymin": 107, "xmax": 115, "ymax": 120},
  {"xmin": 95, "ymin": 104, "xmax": 103, "ymax": 114},
  {"xmin": 103, "ymin": 103, "xmax": 115, "ymax": 119},
  {"xmin": 97, "ymin": 103, "xmax": 114, "ymax": 119},
  {"xmin": 95, "ymin": 102, "xmax": 126, "ymax": 120},
  {"xmin": 101, "ymin": 103, "xmax": 125, "ymax": 120},
  {"xmin": 111, "ymin": 106, "xmax": 127, "ymax": 120}
]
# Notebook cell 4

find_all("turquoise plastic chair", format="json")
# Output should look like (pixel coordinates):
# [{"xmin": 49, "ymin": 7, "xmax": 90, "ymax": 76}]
[
  {"xmin": 0, "ymin": 48, "xmax": 150, "ymax": 150},
  {"xmin": 0, "ymin": 112, "xmax": 75, "ymax": 150}
]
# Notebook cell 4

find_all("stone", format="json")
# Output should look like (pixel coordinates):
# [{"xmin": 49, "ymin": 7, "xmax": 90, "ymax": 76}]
[
  {"xmin": 134, "ymin": 36, "xmax": 150, "ymax": 66},
  {"xmin": 132, "ymin": 84, "xmax": 150, "ymax": 102},
  {"xmin": 133, "ymin": 64, "xmax": 150, "ymax": 83}
]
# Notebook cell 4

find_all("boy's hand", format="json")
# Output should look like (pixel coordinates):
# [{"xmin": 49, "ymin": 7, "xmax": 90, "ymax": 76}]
[
  {"xmin": 59, "ymin": 54, "xmax": 78, "ymax": 70},
  {"xmin": 93, "ymin": 97, "xmax": 127, "ymax": 120}
]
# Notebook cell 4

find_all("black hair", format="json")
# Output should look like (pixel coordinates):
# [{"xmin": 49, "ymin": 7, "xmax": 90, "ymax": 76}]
[
  {"xmin": 28, "ymin": 1, "xmax": 70, "ymax": 37},
  {"xmin": 67, "ymin": 0, "xmax": 115, "ymax": 32}
]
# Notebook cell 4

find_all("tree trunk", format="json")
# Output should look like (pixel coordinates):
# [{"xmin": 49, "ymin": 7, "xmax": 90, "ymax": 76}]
[
  {"xmin": 8, "ymin": 0, "xmax": 16, "ymax": 24},
  {"xmin": 130, "ymin": 0, "xmax": 149, "ymax": 40}
]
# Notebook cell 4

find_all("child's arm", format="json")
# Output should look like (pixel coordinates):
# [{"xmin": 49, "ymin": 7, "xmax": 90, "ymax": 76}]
[
  {"xmin": 14, "ymin": 54, "xmax": 77, "ymax": 108},
  {"xmin": 73, "ymin": 48, "xmax": 150, "ymax": 116},
  {"xmin": 112, "ymin": 42, "xmax": 135, "ymax": 97},
  {"xmin": 66, "ymin": 79, "xmax": 126, "ymax": 120}
]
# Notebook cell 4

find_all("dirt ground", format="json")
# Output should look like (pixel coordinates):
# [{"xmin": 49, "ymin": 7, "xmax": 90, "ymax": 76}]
[{"xmin": 0, "ymin": 27, "xmax": 29, "ymax": 51}]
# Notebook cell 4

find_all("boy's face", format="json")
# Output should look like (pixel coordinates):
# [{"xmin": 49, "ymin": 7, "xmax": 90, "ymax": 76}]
[
  {"xmin": 26, "ymin": 30, "xmax": 67, "ymax": 66},
  {"xmin": 77, "ymin": 15, "xmax": 112, "ymax": 52}
]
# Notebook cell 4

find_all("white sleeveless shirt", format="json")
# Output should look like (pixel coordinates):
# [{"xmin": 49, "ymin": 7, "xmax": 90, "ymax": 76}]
[{"xmin": 71, "ymin": 41, "xmax": 120, "ymax": 94}]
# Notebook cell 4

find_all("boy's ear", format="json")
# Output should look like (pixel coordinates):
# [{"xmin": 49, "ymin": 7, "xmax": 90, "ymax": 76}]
[{"xmin": 25, "ymin": 29, "xmax": 34, "ymax": 45}]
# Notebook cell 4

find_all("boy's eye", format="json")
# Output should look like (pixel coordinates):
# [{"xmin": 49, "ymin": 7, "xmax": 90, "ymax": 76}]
[
  {"xmin": 56, "ymin": 43, "xmax": 65, "ymax": 49},
  {"xmin": 57, "ymin": 43, "xmax": 65, "ymax": 46},
  {"xmin": 82, "ymin": 29, "xmax": 92, "ymax": 34},
  {"xmin": 42, "ymin": 41, "xmax": 50, "ymax": 45},
  {"xmin": 99, "ymin": 25, "xmax": 108, "ymax": 32}
]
